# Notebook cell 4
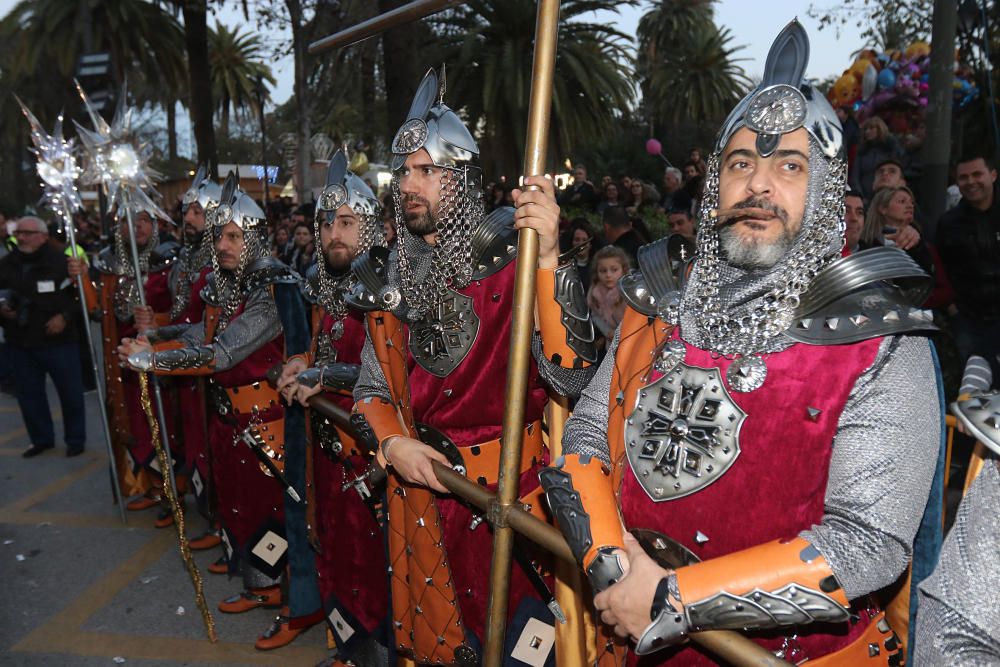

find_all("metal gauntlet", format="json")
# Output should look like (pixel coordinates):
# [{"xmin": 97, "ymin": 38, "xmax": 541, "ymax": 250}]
[
  {"xmin": 536, "ymin": 265, "xmax": 597, "ymax": 367},
  {"xmin": 296, "ymin": 362, "xmax": 361, "ymax": 392},
  {"xmin": 538, "ymin": 454, "xmax": 626, "ymax": 592},
  {"xmin": 638, "ymin": 537, "xmax": 851, "ymax": 655},
  {"xmin": 151, "ymin": 345, "xmax": 216, "ymax": 373}
]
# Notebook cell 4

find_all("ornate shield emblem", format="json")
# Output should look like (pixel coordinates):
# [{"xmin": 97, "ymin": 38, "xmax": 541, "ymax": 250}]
[
  {"xmin": 409, "ymin": 290, "xmax": 479, "ymax": 377},
  {"xmin": 625, "ymin": 363, "xmax": 746, "ymax": 502}
]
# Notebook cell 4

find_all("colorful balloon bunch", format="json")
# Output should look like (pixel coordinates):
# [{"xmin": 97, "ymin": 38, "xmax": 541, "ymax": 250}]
[{"xmin": 828, "ymin": 41, "xmax": 979, "ymax": 132}]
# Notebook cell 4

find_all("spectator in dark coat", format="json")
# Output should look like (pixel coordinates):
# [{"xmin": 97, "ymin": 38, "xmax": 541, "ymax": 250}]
[
  {"xmin": 937, "ymin": 155, "xmax": 1000, "ymax": 377},
  {"xmin": 0, "ymin": 217, "xmax": 86, "ymax": 457}
]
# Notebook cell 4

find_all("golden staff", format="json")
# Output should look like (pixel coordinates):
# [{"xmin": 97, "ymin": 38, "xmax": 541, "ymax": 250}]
[
  {"xmin": 137, "ymin": 372, "xmax": 217, "ymax": 641},
  {"xmin": 481, "ymin": 1, "xmax": 559, "ymax": 664}
]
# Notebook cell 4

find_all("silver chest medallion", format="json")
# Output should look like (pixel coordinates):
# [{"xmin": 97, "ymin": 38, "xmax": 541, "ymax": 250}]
[
  {"xmin": 409, "ymin": 289, "xmax": 480, "ymax": 377},
  {"xmin": 726, "ymin": 355, "xmax": 768, "ymax": 392},
  {"xmin": 626, "ymin": 363, "xmax": 747, "ymax": 502}
]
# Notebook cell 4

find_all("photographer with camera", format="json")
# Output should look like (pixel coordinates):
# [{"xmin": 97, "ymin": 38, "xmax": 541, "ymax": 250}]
[{"xmin": 0, "ymin": 216, "xmax": 86, "ymax": 458}]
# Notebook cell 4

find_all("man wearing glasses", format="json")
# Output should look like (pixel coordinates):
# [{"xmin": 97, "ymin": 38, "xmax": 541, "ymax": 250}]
[{"xmin": 0, "ymin": 216, "xmax": 86, "ymax": 458}]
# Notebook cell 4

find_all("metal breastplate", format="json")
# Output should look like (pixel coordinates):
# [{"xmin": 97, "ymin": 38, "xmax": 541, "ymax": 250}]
[
  {"xmin": 625, "ymin": 362, "xmax": 747, "ymax": 501},
  {"xmin": 408, "ymin": 288, "xmax": 480, "ymax": 377},
  {"xmin": 114, "ymin": 275, "xmax": 140, "ymax": 322}
]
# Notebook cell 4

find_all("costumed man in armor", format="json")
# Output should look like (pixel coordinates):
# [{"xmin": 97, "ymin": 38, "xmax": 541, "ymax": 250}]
[
  {"xmin": 540, "ymin": 22, "xmax": 942, "ymax": 665},
  {"xmin": 67, "ymin": 205, "xmax": 179, "ymax": 511},
  {"xmin": 118, "ymin": 173, "xmax": 309, "ymax": 614},
  {"xmin": 351, "ymin": 68, "xmax": 597, "ymax": 666},
  {"xmin": 915, "ymin": 359, "xmax": 1000, "ymax": 664},
  {"xmin": 149, "ymin": 166, "xmax": 221, "ymax": 531},
  {"xmin": 265, "ymin": 151, "xmax": 388, "ymax": 657}
]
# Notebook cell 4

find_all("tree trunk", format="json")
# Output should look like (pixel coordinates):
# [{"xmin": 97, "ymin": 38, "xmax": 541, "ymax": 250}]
[
  {"xmin": 220, "ymin": 104, "xmax": 230, "ymax": 140},
  {"xmin": 181, "ymin": 0, "xmax": 217, "ymax": 176},
  {"xmin": 286, "ymin": 0, "xmax": 312, "ymax": 204},
  {"xmin": 378, "ymin": 0, "xmax": 427, "ymax": 141},
  {"xmin": 166, "ymin": 101, "xmax": 178, "ymax": 160}
]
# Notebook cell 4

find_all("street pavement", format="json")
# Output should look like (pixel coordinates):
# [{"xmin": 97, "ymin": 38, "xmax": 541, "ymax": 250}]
[{"xmin": 0, "ymin": 380, "xmax": 329, "ymax": 666}]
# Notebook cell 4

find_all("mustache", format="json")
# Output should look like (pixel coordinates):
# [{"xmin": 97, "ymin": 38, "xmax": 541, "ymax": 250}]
[
  {"xmin": 401, "ymin": 194, "xmax": 431, "ymax": 209},
  {"xmin": 712, "ymin": 197, "xmax": 789, "ymax": 227}
]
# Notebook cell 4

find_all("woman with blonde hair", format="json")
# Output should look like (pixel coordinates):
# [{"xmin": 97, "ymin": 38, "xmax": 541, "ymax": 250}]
[
  {"xmin": 851, "ymin": 116, "xmax": 905, "ymax": 201},
  {"xmin": 863, "ymin": 186, "xmax": 953, "ymax": 308}
]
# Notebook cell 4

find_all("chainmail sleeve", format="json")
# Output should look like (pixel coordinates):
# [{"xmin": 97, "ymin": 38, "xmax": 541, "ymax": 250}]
[
  {"xmin": 560, "ymin": 329, "xmax": 621, "ymax": 467},
  {"xmin": 210, "ymin": 288, "xmax": 281, "ymax": 371},
  {"xmin": 532, "ymin": 333, "xmax": 597, "ymax": 400},
  {"xmin": 353, "ymin": 328, "xmax": 392, "ymax": 403},
  {"xmin": 177, "ymin": 320, "xmax": 206, "ymax": 347},
  {"xmin": 914, "ymin": 460, "xmax": 1000, "ymax": 666},
  {"xmin": 801, "ymin": 335, "xmax": 940, "ymax": 600}
]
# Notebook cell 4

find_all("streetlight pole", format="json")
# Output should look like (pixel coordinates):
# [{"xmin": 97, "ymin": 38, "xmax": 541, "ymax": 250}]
[{"xmin": 256, "ymin": 75, "xmax": 270, "ymax": 212}]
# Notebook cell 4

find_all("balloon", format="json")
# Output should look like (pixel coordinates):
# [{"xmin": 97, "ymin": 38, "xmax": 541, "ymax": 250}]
[
  {"xmin": 831, "ymin": 74, "xmax": 861, "ymax": 107},
  {"xmin": 645, "ymin": 138, "xmax": 662, "ymax": 156},
  {"xmin": 905, "ymin": 41, "xmax": 931, "ymax": 60},
  {"xmin": 877, "ymin": 68, "xmax": 897, "ymax": 90},
  {"xmin": 862, "ymin": 64, "xmax": 878, "ymax": 100},
  {"xmin": 919, "ymin": 82, "xmax": 929, "ymax": 94},
  {"xmin": 849, "ymin": 59, "xmax": 872, "ymax": 80},
  {"xmin": 918, "ymin": 96, "xmax": 928, "ymax": 107}
]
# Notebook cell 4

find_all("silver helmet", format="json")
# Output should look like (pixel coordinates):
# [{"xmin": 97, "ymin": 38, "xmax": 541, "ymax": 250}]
[
  {"xmin": 390, "ymin": 67, "xmax": 484, "ymax": 319},
  {"xmin": 669, "ymin": 20, "xmax": 848, "ymax": 391},
  {"xmin": 209, "ymin": 171, "xmax": 269, "ymax": 325},
  {"xmin": 315, "ymin": 149, "xmax": 384, "ymax": 318},
  {"xmin": 181, "ymin": 165, "xmax": 222, "ymax": 214}
]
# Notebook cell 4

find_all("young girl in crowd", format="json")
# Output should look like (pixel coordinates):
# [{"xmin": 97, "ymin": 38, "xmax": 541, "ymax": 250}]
[{"xmin": 587, "ymin": 246, "xmax": 631, "ymax": 343}]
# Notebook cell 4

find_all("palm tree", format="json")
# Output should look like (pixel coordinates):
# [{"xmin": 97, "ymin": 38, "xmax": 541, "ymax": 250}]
[
  {"xmin": 434, "ymin": 0, "xmax": 636, "ymax": 179},
  {"xmin": 207, "ymin": 22, "xmax": 276, "ymax": 138},
  {"xmin": 643, "ymin": 25, "xmax": 751, "ymax": 127},
  {"xmin": 0, "ymin": 0, "xmax": 187, "ymax": 99},
  {"xmin": 637, "ymin": 0, "xmax": 751, "ymax": 132}
]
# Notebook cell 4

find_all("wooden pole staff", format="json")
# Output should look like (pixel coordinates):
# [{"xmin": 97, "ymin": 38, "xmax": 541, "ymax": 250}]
[{"xmin": 481, "ymin": 2, "xmax": 561, "ymax": 665}]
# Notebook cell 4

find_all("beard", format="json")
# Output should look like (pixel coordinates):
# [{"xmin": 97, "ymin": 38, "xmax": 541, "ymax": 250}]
[
  {"xmin": 184, "ymin": 223, "xmax": 204, "ymax": 244},
  {"xmin": 718, "ymin": 196, "xmax": 796, "ymax": 270},
  {"xmin": 401, "ymin": 193, "xmax": 438, "ymax": 236},
  {"xmin": 324, "ymin": 241, "xmax": 357, "ymax": 274}
]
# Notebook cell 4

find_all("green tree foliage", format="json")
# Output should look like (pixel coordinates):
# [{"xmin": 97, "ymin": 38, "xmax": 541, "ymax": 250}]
[
  {"xmin": 434, "ymin": 0, "xmax": 636, "ymax": 179},
  {"xmin": 208, "ymin": 21, "xmax": 276, "ymax": 138},
  {"xmin": 638, "ymin": 0, "xmax": 751, "ymax": 131},
  {"xmin": 0, "ymin": 0, "xmax": 187, "ymax": 94}
]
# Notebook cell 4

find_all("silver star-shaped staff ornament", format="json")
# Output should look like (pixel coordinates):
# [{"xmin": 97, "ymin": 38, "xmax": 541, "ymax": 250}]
[
  {"xmin": 16, "ymin": 97, "xmax": 83, "ymax": 214},
  {"xmin": 73, "ymin": 81, "xmax": 170, "ymax": 221}
]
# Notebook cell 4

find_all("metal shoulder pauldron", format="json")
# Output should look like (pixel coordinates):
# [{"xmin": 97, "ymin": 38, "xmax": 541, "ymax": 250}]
[
  {"xmin": 346, "ymin": 246, "xmax": 393, "ymax": 312},
  {"xmin": 784, "ymin": 247, "xmax": 937, "ymax": 345},
  {"xmin": 470, "ymin": 206, "xmax": 517, "ymax": 280},
  {"xmin": 620, "ymin": 235, "xmax": 689, "ymax": 317}
]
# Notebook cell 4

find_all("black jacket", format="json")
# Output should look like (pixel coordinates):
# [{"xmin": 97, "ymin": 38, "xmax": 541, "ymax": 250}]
[
  {"xmin": 0, "ymin": 242, "xmax": 79, "ymax": 346},
  {"xmin": 937, "ymin": 188, "xmax": 1000, "ymax": 321}
]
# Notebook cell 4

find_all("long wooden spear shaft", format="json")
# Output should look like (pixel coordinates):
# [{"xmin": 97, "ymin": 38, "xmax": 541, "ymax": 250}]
[
  {"xmin": 308, "ymin": 0, "xmax": 464, "ymax": 53},
  {"xmin": 480, "ymin": 2, "xmax": 561, "ymax": 665}
]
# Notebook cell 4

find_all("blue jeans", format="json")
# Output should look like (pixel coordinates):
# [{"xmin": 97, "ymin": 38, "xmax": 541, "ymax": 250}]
[{"xmin": 10, "ymin": 342, "xmax": 86, "ymax": 449}]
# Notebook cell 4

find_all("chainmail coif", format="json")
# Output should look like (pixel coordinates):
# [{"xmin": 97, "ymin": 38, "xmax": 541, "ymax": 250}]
[{"xmin": 671, "ymin": 137, "xmax": 847, "ymax": 357}]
